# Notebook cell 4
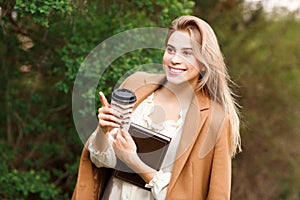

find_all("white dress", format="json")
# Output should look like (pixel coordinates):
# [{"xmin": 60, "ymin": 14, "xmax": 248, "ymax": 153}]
[{"xmin": 89, "ymin": 93, "xmax": 188, "ymax": 200}]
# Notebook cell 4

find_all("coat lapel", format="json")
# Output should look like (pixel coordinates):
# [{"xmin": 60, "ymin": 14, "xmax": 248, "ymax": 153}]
[{"xmin": 167, "ymin": 91, "xmax": 210, "ymax": 192}]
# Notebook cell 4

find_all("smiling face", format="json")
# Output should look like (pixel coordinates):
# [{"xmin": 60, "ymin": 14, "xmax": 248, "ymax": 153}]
[{"xmin": 162, "ymin": 31, "xmax": 205, "ymax": 88}]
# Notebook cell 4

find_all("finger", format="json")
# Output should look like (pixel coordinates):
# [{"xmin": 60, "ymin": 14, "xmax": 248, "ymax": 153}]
[
  {"xmin": 98, "ymin": 113, "xmax": 122, "ymax": 126},
  {"xmin": 99, "ymin": 91, "xmax": 110, "ymax": 107},
  {"xmin": 119, "ymin": 129, "xmax": 133, "ymax": 143},
  {"xmin": 98, "ymin": 107, "xmax": 123, "ymax": 119},
  {"xmin": 98, "ymin": 119, "xmax": 120, "ymax": 129},
  {"xmin": 115, "ymin": 131, "xmax": 126, "ymax": 145},
  {"xmin": 98, "ymin": 107, "xmax": 114, "ymax": 115},
  {"xmin": 120, "ymin": 129, "xmax": 129, "ymax": 139},
  {"xmin": 98, "ymin": 113, "xmax": 123, "ymax": 126}
]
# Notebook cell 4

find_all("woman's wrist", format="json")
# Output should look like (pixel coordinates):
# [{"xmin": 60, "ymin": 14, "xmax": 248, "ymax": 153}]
[
  {"xmin": 93, "ymin": 126, "xmax": 110, "ymax": 151},
  {"xmin": 125, "ymin": 152, "xmax": 140, "ymax": 167},
  {"xmin": 126, "ymin": 153, "xmax": 157, "ymax": 183}
]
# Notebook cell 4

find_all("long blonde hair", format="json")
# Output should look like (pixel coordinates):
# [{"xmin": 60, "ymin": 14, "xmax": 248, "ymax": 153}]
[{"xmin": 165, "ymin": 15, "xmax": 241, "ymax": 156}]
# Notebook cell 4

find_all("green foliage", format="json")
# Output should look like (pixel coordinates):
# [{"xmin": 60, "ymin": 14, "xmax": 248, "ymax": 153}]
[
  {"xmin": 131, "ymin": 0, "xmax": 195, "ymax": 26},
  {"xmin": 54, "ymin": 0, "xmax": 195, "ymax": 121},
  {"xmin": 14, "ymin": 0, "xmax": 74, "ymax": 27},
  {"xmin": 0, "ymin": 0, "xmax": 195, "ymax": 199},
  {"xmin": 54, "ymin": 0, "xmax": 195, "ymax": 94},
  {"xmin": 0, "ymin": 162, "xmax": 65, "ymax": 200}
]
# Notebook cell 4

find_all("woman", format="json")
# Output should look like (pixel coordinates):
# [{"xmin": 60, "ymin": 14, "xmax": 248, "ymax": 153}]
[{"xmin": 72, "ymin": 15, "xmax": 241, "ymax": 200}]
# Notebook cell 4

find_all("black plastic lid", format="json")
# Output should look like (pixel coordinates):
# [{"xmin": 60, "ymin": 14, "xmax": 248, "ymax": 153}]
[{"xmin": 111, "ymin": 88, "xmax": 137, "ymax": 104}]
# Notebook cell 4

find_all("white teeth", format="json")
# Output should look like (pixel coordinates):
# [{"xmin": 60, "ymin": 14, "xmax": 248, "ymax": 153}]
[{"xmin": 169, "ymin": 67, "xmax": 185, "ymax": 74}]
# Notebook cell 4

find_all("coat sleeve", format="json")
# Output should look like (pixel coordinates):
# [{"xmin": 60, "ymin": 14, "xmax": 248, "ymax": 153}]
[
  {"xmin": 207, "ymin": 118, "xmax": 232, "ymax": 200},
  {"xmin": 72, "ymin": 137, "xmax": 113, "ymax": 200}
]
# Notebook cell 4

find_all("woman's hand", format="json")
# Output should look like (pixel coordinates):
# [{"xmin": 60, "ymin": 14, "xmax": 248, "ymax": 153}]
[
  {"xmin": 113, "ymin": 129, "xmax": 138, "ymax": 164},
  {"xmin": 97, "ymin": 91, "xmax": 122, "ymax": 134},
  {"xmin": 113, "ymin": 129, "xmax": 158, "ymax": 182}
]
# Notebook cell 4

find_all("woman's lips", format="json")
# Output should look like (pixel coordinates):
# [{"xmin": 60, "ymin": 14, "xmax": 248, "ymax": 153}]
[{"xmin": 168, "ymin": 66, "xmax": 187, "ymax": 75}]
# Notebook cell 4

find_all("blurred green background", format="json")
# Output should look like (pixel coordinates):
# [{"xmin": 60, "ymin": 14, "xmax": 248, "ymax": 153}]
[{"xmin": 0, "ymin": 0, "xmax": 299, "ymax": 199}]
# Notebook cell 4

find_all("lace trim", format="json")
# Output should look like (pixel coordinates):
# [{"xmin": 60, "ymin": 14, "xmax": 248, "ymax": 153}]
[
  {"xmin": 145, "ymin": 170, "xmax": 171, "ymax": 198},
  {"xmin": 140, "ymin": 93, "xmax": 186, "ymax": 134},
  {"xmin": 88, "ymin": 132, "xmax": 117, "ymax": 168}
]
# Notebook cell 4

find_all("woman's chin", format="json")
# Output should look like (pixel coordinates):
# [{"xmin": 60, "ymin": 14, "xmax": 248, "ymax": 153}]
[{"xmin": 165, "ymin": 75, "xmax": 187, "ymax": 85}]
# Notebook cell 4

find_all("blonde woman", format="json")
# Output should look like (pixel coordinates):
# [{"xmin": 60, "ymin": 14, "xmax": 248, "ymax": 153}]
[{"xmin": 73, "ymin": 15, "xmax": 241, "ymax": 200}]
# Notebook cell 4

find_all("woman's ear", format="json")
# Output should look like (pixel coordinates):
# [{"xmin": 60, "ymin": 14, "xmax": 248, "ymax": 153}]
[
  {"xmin": 198, "ymin": 70, "xmax": 206, "ymax": 80},
  {"xmin": 199, "ymin": 65, "xmax": 206, "ymax": 78},
  {"xmin": 200, "ymin": 70, "xmax": 206, "ymax": 78}
]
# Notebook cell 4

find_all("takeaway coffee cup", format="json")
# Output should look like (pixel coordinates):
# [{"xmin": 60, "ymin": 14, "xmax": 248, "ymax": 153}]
[{"xmin": 111, "ymin": 88, "xmax": 137, "ymax": 131}]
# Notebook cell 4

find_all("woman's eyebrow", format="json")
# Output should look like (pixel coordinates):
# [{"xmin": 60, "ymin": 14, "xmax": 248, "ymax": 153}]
[
  {"xmin": 182, "ymin": 47, "xmax": 193, "ymax": 50},
  {"xmin": 166, "ymin": 44, "xmax": 175, "ymax": 48},
  {"xmin": 167, "ymin": 44, "xmax": 193, "ymax": 50}
]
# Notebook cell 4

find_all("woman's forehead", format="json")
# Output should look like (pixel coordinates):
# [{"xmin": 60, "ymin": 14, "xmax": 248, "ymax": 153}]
[{"xmin": 167, "ymin": 31, "xmax": 193, "ymax": 49}]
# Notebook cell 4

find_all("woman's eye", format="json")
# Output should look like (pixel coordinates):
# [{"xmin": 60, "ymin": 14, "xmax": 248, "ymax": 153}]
[
  {"xmin": 167, "ymin": 47, "xmax": 175, "ymax": 53},
  {"xmin": 183, "ymin": 50, "xmax": 192, "ymax": 56}
]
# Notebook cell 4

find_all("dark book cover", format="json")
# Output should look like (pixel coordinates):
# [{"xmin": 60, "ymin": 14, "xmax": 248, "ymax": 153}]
[{"xmin": 114, "ymin": 123, "xmax": 171, "ymax": 190}]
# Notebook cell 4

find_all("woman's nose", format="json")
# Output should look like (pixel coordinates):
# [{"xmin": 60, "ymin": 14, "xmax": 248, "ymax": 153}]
[{"xmin": 171, "ymin": 53, "xmax": 182, "ymax": 64}]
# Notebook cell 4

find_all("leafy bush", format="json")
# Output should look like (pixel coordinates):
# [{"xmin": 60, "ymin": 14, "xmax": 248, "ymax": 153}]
[
  {"xmin": 0, "ymin": 0, "xmax": 195, "ymax": 199},
  {"xmin": 0, "ymin": 162, "xmax": 65, "ymax": 200}
]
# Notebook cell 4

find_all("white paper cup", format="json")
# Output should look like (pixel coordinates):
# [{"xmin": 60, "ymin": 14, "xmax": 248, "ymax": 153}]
[{"xmin": 111, "ymin": 88, "xmax": 136, "ymax": 131}]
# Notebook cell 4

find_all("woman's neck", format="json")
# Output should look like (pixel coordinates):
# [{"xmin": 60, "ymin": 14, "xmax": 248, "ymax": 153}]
[{"xmin": 162, "ymin": 81, "xmax": 196, "ymax": 109}]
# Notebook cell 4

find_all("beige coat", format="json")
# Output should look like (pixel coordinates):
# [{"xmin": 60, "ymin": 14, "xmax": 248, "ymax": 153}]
[{"xmin": 72, "ymin": 72, "xmax": 232, "ymax": 200}]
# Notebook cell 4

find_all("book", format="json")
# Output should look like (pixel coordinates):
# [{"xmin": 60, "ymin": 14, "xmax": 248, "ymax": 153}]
[{"xmin": 113, "ymin": 122, "xmax": 172, "ymax": 190}]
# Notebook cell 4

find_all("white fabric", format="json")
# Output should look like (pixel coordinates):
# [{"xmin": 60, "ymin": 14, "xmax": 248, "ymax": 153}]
[
  {"xmin": 88, "ymin": 132, "xmax": 117, "ymax": 168},
  {"xmin": 145, "ymin": 170, "xmax": 172, "ymax": 200},
  {"xmin": 89, "ymin": 93, "xmax": 188, "ymax": 200}
]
